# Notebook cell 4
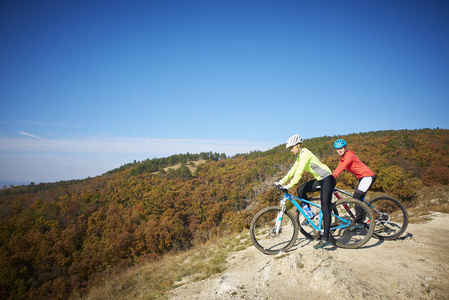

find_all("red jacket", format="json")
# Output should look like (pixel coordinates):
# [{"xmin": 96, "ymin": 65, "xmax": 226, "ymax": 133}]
[{"xmin": 333, "ymin": 150, "xmax": 374, "ymax": 180}]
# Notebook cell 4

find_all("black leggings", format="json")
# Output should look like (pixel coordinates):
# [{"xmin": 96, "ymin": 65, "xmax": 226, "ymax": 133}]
[{"xmin": 297, "ymin": 175, "xmax": 336, "ymax": 240}]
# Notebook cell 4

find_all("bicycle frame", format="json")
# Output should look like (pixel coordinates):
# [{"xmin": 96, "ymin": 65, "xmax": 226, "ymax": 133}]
[
  {"xmin": 277, "ymin": 191, "xmax": 352, "ymax": 234},
  {"xmin": 333, "ymin": 187, "xmax": 382, "ymax": 214}
]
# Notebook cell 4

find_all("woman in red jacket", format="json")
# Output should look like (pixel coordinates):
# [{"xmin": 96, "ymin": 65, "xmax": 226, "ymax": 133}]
[{"xmin": 333, "ymin": 139, "xmax": 376, "ymax": 200}]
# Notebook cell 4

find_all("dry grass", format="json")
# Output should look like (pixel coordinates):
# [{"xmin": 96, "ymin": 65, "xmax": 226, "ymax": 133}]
[
  {"xmin": 407, "ymin": 208, "xmax": 434, "ymax": 224},
  {"xmin": 408, "ymin": 205, "xmax": 449, "ymax": 224},
  {"xmin": 82, "ymin": 185, "xmax": 449, "ymax": 299},
  {"xmin": 407, "ymin": 185, "xmax": 449, "ymax": 224},
  {"xmin": 83, "ymin": 232, "xmax": 252, "ymax": 300},
  {"xmin": 163, "ymin": 159, "xmax": 207, "ymax": 173}
]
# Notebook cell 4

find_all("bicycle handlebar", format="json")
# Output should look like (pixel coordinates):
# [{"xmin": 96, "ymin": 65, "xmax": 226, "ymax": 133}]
[{"xmin": 274, "ymin": 184, "xmax": 290, "ymax": 194}]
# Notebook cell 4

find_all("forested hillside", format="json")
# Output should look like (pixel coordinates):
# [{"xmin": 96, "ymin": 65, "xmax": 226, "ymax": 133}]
[{"xmin": 0, "ymin": 128, "xmax": 448, "ymax": 299}]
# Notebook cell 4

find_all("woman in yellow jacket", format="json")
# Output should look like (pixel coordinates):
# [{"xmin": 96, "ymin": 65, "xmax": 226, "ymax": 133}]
[{"xmin": 277, "ymin": 134, "xmax": 336, "ymax": 249}]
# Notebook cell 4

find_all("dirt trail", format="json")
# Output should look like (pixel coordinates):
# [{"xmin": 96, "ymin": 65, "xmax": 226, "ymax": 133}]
[{"xmin": 167, "ymin": 212, "xmax": 449, "ymax": 299}]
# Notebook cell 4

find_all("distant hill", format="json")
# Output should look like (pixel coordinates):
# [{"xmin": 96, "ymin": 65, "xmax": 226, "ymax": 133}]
[
  {"xmin": 0, "ymin": 128, "xmax": 448, "ymax": 299},
  {"xmin": 86, "ymin": 186, "xmax": 449, "ymax": 299},
  {"xmin": 0, "ymin": 181, "xmax": 30, "ymax": 189}
]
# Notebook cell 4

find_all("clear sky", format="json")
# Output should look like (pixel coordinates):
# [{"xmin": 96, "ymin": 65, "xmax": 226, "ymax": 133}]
[{"xmin": 1, "ymin": 0, "xmax": 448, "ymax": 185}]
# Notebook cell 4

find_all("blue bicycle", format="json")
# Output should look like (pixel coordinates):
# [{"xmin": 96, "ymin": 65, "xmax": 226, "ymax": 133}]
[
  {"xmin": 250, "ymin": 185, "xmax": 375, "ymax": 255},
  {"xmin": 297, "ymin": 187, "xmax": 409, "ymax": 241}
]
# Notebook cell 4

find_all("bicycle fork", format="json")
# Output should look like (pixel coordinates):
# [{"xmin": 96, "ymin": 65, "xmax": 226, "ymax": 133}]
[{"xmin": 274, "ymin": 195, "xmax": 288, "ymax": 234}]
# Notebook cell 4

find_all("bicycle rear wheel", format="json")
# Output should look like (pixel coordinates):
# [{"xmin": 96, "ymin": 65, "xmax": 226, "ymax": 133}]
[
  {"xmin": 368, "ymin": 196, "xmax": 408, "ymax": 240},
  {"xmin": 250, "ymin": 206, "xmax": 298, "ymax": 255},
  {"xmin": 329, "ymin": 199, "xmax": 374, "ymax": 249}
]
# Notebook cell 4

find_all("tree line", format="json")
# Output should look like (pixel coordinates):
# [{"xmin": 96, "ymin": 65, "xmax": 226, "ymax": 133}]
[
  {"xmin": 106, "ymin": 151, "xmax": 227, "ymax": 176},
  {"xmin": 0, "ymin": 128, "xmax": 448, "ymax": 299}
]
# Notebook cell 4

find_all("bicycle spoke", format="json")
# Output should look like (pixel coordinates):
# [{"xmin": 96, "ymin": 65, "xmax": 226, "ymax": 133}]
[
  {"xmin": 330, "ymin": 199, "xmax": 374, "ymax": 249},
  {"xmin": 250, "ymin": 207, "xmax": 298, "ymax": 255},
  {"xmin": 369, "ymin": 196, "xmax": 408, "ymax": 240}
]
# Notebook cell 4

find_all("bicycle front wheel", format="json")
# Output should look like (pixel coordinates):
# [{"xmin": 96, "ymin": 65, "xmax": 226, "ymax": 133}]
[
  {"xmin": 250, "ymin": 206, "xmax": 298, "ymax": 255},
  {"xmin": 329, "ymin": 199, "xmax": 374, "ymax": 249},
  {"xmin": 369, "ymin": 196, "xmax": 408, "ymax": 240}
]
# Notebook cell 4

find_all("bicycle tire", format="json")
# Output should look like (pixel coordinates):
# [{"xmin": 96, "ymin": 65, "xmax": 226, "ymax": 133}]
[
  {"xmin": 329, "ymin": 199, "xmax": 374, "ymax": 249},
  {"xmin": 250, "ymin": 206, "xmax": 298, "ymax": 255},
  {"xmin": 368, "ymin": 196, "xmax": 408, "ymax": 240}
]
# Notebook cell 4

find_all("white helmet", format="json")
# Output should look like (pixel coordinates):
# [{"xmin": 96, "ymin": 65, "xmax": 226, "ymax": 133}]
[{"xmin": 286, "ymin": 134, "xmax": 303, "ymax": 148}]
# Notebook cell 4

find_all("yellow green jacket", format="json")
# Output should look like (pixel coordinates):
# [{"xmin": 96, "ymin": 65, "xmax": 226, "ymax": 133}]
[{"xmin": 280, "ymin": 148, "xmax": 332, "ymax": 189}]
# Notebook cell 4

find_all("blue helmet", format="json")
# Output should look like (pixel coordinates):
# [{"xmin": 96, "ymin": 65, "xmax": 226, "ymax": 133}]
[{"xmin": 333, "ymin": 139, "xmax": 347, "ymax": 149}]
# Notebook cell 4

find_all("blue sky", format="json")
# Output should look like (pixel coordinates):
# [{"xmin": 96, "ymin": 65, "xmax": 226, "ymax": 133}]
[{"xmin": 1, "ymin": 0, "xmax": 448, "ymax": 185}]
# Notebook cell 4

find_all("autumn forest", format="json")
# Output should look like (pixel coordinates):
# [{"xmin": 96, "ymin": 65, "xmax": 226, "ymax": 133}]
[{"xmin": 1, "ymin": 128, "xmax": 448, "ymax": 299}]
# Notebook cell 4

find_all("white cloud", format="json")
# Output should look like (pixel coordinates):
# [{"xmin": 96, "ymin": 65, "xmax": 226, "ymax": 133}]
[
  {"xmin": 0, "ymin": 136, "xmax": 276, "ymax": 183},
  {"xmin": 0, "ymin": 136, "xmax": 274, "ymax": 155},
  {"xmin": 19, "ymin": 131, "xmax": 41, "ymax": 139}
]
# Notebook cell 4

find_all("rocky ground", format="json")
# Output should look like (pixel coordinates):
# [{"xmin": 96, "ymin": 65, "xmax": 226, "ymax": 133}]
[{"xmin": 166, "ymin": 212, "xmax": 449, "ymax": 299}]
